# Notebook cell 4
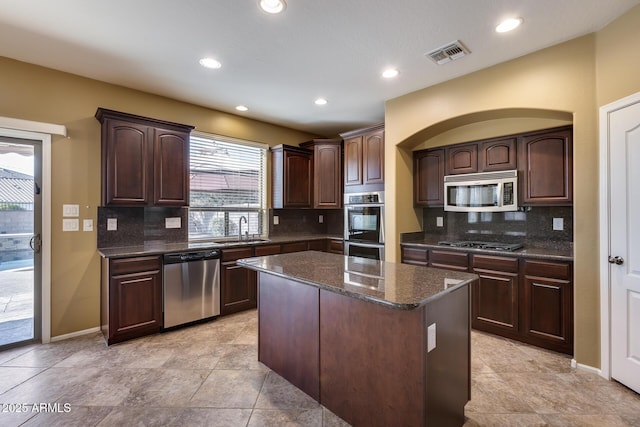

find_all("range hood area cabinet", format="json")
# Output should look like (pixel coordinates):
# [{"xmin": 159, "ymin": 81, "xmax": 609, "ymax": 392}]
[
  {"xmin": 300, "ymin": 139, "xmax": 343, "ymax": 209},
  {"xmin": 271, "ymin": 144, "xmax": 314, "ymax": 208},
  {"xmin": 96, "ymin": 108, "xmax": 194, "ymax": 207},
  {"xmin": 413, "ymin": 125, "xmax": 572, "ymax": 207},
  {"xmin": 340, "ymin": 123, "xmax": 384, "ymax": 193}
]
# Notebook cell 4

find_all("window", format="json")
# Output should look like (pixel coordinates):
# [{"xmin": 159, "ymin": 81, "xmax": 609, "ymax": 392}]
[{"xmin": 189, "ymin": 133, "xmax": 267, "ymax": 241}]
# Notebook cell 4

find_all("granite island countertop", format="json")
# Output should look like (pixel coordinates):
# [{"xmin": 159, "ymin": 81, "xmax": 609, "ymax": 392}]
[
  {"xmin": 97, "ymin": 234, "xmax": 343, "ymax": 258},
  {"xmin": 400, "ymin": 233, "xmax": 573, "ymax": 261},
  {"xmin": 237, "ymin": 251, "xmax": 478, "ymax": 310}
]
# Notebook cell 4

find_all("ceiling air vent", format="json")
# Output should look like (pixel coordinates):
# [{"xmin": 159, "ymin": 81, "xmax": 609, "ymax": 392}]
[{"xmin": 425, "ymin": 40, "xmax": 470, "ymax": 65}]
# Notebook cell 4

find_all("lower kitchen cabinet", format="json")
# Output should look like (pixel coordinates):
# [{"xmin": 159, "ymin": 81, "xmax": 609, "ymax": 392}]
[
  {"xmin": 400, "ymin": 245, "xmax": 574, "ymax": 354},
  {"xmin": 221, "ymin": 247, "xmax": 257, "ymax": 315},
  {"xmin": 522, "ymin": 259, "xmax": 573, "ymax": 354},
  {"xmin": 327, "ymin": 239, "xmax": 344, "ymax": 254},
  {"xmin": 101, "ymin": 255, "xmax": 163, "ymax": 345},
  {"xmin": 471, "ymin": 255, "xmax": 519, "ymax": 335}
]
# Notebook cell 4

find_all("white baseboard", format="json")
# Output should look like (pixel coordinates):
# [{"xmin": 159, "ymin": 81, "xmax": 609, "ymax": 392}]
[
  {"xmin": 50, "ymin": 327, "xmax": 100, "ymax": 342},
  {"xmin": 571, "ymin": 358, "xmax": 603, "ymax": 377}
]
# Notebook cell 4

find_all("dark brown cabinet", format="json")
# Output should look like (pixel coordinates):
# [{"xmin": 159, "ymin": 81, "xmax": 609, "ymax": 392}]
[
  {"xmin": 341, "ymin": 123, "xmax": 384, "ymax": 192},
  {"xmin": 520, "ymin": 126, "xmax": 573, "ymax": 205},
  {"xmin": 471, "ymin": 255, "xmax": 519, "ymax": 335},
  {"xmin": 96, "ymin": 108, "xmax": 193, "ymax": 207},
  {"xmin": 480, "ymin": 137, "xmax": 517, "ymax": 171},
  {"xmin": 101, "ymin": 255, "xmax": 163, "ymax": 345},
  {"xmin": 413, "ymin": 148, "xmax": 445, "ymax": 207},
  {"xmin": 221, "ymin": 247, "xmax": 257, "ymax": 315},
  {"xmin": 327, "ymin": 239, "xmax": 344, "ymax": 254},
  {"xmin": 300, "ymin": 139, "xmax": 343, "ymax": 209},
  {"xmin": 400, "ymin": 245, "xmax": 574, "ymax": 354},
  {"xmin": 445, "ymin": 144, "xmax": 478, "ymax": 175},
  {"xmin": 522, "ymin": 259, "xmax": 573, "ymax": 354},
  {"xmin": 271, "ymin": 145, "xmax": 314, "ymax": 208}
]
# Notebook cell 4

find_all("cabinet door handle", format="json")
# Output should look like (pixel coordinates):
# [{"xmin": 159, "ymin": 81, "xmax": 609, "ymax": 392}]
[{"xmin": 608, "ymin": 256, "xmax": 624, "ymax": 265}]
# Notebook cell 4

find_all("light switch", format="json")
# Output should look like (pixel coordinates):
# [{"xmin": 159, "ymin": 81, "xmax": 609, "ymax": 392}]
[
  {"xmin": 63, "ymin": 204, "xmax": 79, "ymax": 217},
  {"xmin": 107, "ymin": 218, "xmax": 117, "ymax": 231},
  {"xmin": 319, "ymin": 215, "xmax": 324, "ymax": 224},
  {"xmin": 83, "ymin": 219, "xmax": 93, "ymax": 232},
  {"xmin": 165, "ymin": 217, "xmax": 182, "ymax": 229},
  {"xmin": 553, "ymin": 217, "xmax": 564, "ymax": 231},
  {"xmin": 62, "ymin": 218, "xmax": 79, "ymax": 232},
  {"xmin": 436, "ymin": 216, "xmax": 444, "ymax": 227},
  {"xmin": 273, "ymin": 215, "xmax": 279, "ymax": 225},
  {"xmin": 427, "ymin": 323, "xmax": 437, "ymax": 352}
]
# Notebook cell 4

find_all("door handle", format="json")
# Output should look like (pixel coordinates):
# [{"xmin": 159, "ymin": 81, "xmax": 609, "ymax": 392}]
[
  {"xmin": 608, "ymin": 256, "xmax": 624, "ymax": 265},
  {"xmin": 29, "ymin": 234, "xmax": 41, "ymax": 254}
]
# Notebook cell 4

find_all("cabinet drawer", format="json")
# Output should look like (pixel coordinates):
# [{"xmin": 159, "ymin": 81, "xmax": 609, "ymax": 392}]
[
  {"xmin": 308, "ymin": 240, "xmax": 327, "ymax": 251},
  {"xmin": 401, "ymin": 247, "xmax": 429, "ymax": 266},
  {"xmin": 472, "ymin": 255, "xmax": 518, "ymax": 273},
  {"xmin": 110, "ymin": 256, "xmax": 161, "ymax": 275},
  {"xmin": 281, "ymin": 242, "xmax": 308, "ymax": 253},
  {"xmin": 255, "ymin": 244, "xmax": 282, "ymax": 256},
  {"xmin": 222, "ymin": 247, "xmax": 254, "ymax": 262},
  {"xmin": 430, "ymin": 250, "xmax": 468, "ymax": 270},
  {"xmin": 523, "ymin": 259, "xmax": 571, "ymax": 280},
  {"xmin": 328, "ymin": 239, "xmax": 344, "ymax": 254}
]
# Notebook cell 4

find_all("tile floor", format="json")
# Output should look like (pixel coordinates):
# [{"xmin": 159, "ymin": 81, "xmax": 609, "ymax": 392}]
[{"xmin": 0, "ymin": 309, "xmax": 638, "ymax": 426}]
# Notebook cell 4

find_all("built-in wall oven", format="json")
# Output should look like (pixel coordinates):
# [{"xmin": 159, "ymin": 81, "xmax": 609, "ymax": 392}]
[{"xmin": 344, "ymin": 191, "xmax": 385, "ymax": 260}]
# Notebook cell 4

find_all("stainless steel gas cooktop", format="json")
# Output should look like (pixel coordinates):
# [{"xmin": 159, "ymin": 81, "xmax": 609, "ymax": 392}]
[{"xmin": 437, "ymin": 241, "xmax": 523, "ymax": 251}]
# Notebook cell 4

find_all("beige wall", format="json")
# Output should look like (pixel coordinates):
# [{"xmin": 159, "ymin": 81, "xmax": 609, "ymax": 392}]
[
  {"xmin": 1, "ymin": 56, "xmax": 316, "ymax": 337},
  {"xmin": 385, "ymin": 4, "xmax": 640, "ymax": 368}
]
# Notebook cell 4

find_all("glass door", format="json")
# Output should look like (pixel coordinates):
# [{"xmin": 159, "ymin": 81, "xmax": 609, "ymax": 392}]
[{"xmin": 0, "ymin": 137, "xmax": 41, "ymax": 349}]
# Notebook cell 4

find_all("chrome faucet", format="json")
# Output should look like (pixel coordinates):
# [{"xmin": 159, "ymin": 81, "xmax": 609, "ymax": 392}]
[{"xmin": 239, "ymin": 216, "xmax": 248, "ymax": 240}]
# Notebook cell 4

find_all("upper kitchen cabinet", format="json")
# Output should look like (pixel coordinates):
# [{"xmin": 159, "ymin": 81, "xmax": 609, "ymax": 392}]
[
  {"xmin": 413, "ymin": 148, "xmax": 445, "ymax": 207},
  {"xmin": 340, "ymin": 123, "xmax": 384, "ymax": 193},
  {"xmin": 445, "ymin": 143, "xmax": 478, "ymax": 175},
  {"xmin": 96, "ymin": 108, "xmax": 194, "ymax": 207},
  {"xmin": 480, "ymin": 136, "xmax": 517, "ymax": 172},
  {"xmin": 520, "ymin": 126, "xmax": 573, "ymax": 205},
  {"xmin": 300, "ymin": 139, "xmax": 343, "ymax": 209},
  {"xmin": 271, "ymin": 144, "xmax": 314, "ymax": 208}
]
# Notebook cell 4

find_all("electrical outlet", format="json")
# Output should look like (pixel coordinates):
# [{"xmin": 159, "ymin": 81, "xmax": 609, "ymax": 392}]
[
  {"xmin": 83, "ymin": 219, "xmax": 93, "ymax": 232},
  {"xmin": 107, "ymin": 218, "xmax": 117, "ymax": 231},
  {"xmin": 319, "ymin": 215, "xmax": 324, "ymax": 224},
  {"xmin": 427, "ymin": 323, "xmax": 436, "ymax": 352},
  {"xmin": 436, "ymin": 216, "xmax": 443, "ymax": 227},
  {"xmin": 553, "ymin": 217, "xmax": 564, "ymax": 231},
  {"xmin": 273, "ymin": 215, "xmax": 279, "ymax": 225},
  {"xmin": 165, "ymin": 217, "xmax": 181, "ymax": 229}
]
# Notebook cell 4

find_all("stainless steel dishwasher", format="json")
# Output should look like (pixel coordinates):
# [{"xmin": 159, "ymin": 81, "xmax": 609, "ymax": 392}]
[{"xmin": 163, "ymin": 249, "xmax": 221, "ymax": 329}]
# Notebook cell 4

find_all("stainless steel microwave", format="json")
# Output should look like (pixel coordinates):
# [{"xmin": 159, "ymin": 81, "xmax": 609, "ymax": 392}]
[{"xmin": 444, "ymin": 170, "xmax": 518, "ymax": 212}]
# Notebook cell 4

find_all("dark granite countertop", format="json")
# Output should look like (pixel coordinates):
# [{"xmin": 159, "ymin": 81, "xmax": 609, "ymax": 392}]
[
  {"xmin": 98, "ymin": 234, "xmax": 343, "ymax": 258},
  {"xmin": 400, "ymin": 233, "xmax": 573, "ymax": 262},
  {"xmin": 237, "ymin": 251, "xmax": 478, "ymax": 310}
]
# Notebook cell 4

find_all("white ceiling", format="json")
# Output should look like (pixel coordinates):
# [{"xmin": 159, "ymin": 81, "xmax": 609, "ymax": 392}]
[{"xmin": 1, "ymin": 0, "xmax": 638, "ymax": 137}]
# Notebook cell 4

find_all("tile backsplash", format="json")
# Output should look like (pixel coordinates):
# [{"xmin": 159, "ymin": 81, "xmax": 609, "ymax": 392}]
[
  {"xmin": 269, "ymin": 208, "xmax": 343, "ymax": 236},
  {"xmin": 422, "ymin": 206, "xmax": 573, "ymax": 247},
  {"xmin": 97, "ymin": 207, "xmax": 188, "ymax": 248}
]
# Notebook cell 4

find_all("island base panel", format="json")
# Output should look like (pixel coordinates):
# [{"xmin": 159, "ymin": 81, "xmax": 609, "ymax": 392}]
[
  {"xmin": 257, "ymin": 273, "xmax": 320, "ymax": 400},
  {"xmin": 320, "ymin": 289, "xmax": 425, "ymax": 426}
]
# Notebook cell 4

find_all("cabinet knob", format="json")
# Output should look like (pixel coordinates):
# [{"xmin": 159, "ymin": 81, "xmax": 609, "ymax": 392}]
[{"xmin": 608, "ymin": 256, "xmax": 624, "ymax": 265}]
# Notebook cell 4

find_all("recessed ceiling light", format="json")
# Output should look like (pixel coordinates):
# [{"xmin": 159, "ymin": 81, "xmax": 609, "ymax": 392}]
[
  {"xmin": 495, "ymin": 18, "xmax": 523, "ymax": 33},
  {"xmin": 259, "ymin": 0, "xmax": 286, "ymax": 14},
  {"xmin": 199, "ymin": 57, "xmax": 222, "ymax": 69},
  {"xmin": 382, "ymin": 68, "xmax": 399, "ymax": 79},
  {"xmin": 235, "ymin": 105, "xmax": 249, "ymax": 112},
  {"xmin": 314, "ymin": 98, "xmax": 328, "ymax": 106}
]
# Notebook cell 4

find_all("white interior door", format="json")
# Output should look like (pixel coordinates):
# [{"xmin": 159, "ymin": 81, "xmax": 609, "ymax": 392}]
[{"xmin": 608, "ymin": 97, "xmax": 640, "ymax": 394}]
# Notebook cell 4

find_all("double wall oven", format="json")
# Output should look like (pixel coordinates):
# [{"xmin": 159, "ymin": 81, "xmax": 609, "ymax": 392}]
[{"xmin": 344, "ymin": 191, "xmax": 385, "ymax": 260}]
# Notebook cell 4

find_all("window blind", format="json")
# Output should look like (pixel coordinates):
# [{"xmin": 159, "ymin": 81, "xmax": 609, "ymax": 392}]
[{"xmin": 189, "ymin": 134, "xmax": 267, "ymax": 240}]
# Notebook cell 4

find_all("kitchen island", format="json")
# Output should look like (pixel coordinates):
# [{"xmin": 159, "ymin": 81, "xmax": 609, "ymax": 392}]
[{"xmin": 237, "ymin": 251, "xmax": 479, "ymax": 427}]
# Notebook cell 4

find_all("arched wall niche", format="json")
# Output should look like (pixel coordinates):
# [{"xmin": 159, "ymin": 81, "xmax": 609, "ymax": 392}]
[{"xmin": 397, "ymin": 108, "xmax": 573, "ymax": 151}]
